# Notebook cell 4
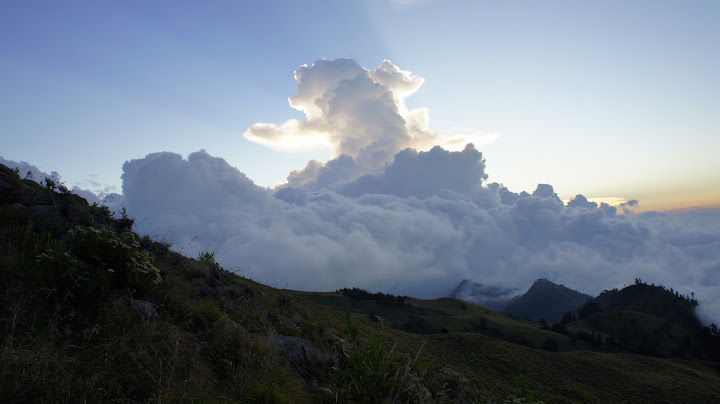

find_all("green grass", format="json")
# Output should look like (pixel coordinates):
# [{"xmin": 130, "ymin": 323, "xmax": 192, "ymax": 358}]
[
  {"xmin": 395, "ymin": 332, "xmax": 720, "ymax": 403},
  {"xmin": 294, "ymin": 290, "xmax": 596, "ymax": 352},
  {"xmin": 569, "ymin": 309, "xmax": 696, "ymax": 358}
]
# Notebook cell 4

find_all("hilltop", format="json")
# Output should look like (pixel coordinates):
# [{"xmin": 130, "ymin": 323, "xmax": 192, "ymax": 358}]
[
  {"xmin": 1, "ymin": 163, "xmax": 720, "ymax": 403},
  {"xmin": 504, "ymin": 278, "xmax": 592, "ymax": 323},
  {"xmin": 595, "ymin": 280, "xmax": 700, "ymax": 329}
]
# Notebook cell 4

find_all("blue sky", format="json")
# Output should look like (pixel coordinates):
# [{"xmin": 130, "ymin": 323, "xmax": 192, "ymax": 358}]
[{"xmin": 2, "ymin": 0, "xmax": 719, "ymax": 211}]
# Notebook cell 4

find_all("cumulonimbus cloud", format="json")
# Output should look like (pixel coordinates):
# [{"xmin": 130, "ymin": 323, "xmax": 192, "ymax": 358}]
[{"xmin": 243, "ymin": 59, "xmax": 498, "ymax": 175}]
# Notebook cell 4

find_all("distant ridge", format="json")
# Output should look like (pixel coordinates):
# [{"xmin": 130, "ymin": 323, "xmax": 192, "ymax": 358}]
[{"xmin": 504, "ymin": 278, "xmax": 591, "ymax": 323}]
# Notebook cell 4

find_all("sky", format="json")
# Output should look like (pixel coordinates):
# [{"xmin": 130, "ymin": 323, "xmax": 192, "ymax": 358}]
[
  {"xmin": 2, "ymin": 1, "xmax": 720, "ymax": 323},
  {"xmin": 2, "ymin": 0, "xmax": 719, "ymax": 211}
]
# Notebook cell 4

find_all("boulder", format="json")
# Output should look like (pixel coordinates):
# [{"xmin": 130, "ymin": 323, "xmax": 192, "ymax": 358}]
[
  {"xmin": 265, "ymin": 334, "xmax": 318, "ymax": 365},
  {"xmin": 28, "ymin": 205, "xmax": 64, "ymax": 232},
  {"xmin": 131, "ymin": 299, "xmax": 159, "ymax": 320},
  {"xmin": 64, "ymin": 204, "xmax": 93, "ymax": 227}
]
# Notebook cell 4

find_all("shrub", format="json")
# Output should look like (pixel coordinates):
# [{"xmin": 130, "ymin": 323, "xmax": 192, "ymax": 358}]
[
  {"xmin": 32, "ymin": 228, "xmax": 161, "ymax": 309},
  {"xmin": 197, "ymin": 251, "xmax": 217, "ymax": 266},
  {"xmin": 70, "ymin": 227, "xmax": 160, "ymax": 289},
  {"xmin": 115, "ymin": 207, "xmax": 135, "ymax": 232},
  {"xmin": 325, "ymin": 313, "xmax": 426, "ymax": 403}
]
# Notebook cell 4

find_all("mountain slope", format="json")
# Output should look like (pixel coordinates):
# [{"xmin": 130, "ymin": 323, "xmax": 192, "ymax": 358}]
[
  {"xmin": 568, "ymin": 282, "xmax": 720, "ymax": 361},
  {"xmin": 595, "ymin": 282, "xmax": 701, "ymax": 329},
  {"xmin": 504, "ymin": 278, "xmax": 592, "ymax": 323}
]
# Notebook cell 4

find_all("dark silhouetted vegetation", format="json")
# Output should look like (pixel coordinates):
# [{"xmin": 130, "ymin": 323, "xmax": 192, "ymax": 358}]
[{"xmin": 339, "ymin": 287, "xmax": 408, "ymax": 307}]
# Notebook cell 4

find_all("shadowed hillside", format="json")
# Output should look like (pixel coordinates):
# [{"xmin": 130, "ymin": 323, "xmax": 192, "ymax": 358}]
[
  {"xmin": 567, "ymin": 281, "xmax": 720, "ymax": 362},
  {"xmin": 504, "ymin": 278, "xmax": 592, "ymax": 323},
  {"xmin": 595, "ymin": 281, "xmax": 700, "ymax": 329},
  {"xmin": 2, "ymin": 163, "xmax": 720, "ymax": 403}
]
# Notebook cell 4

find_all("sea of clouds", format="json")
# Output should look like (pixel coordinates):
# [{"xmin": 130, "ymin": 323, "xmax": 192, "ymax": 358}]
[{"xmin": 3, "ymin": 59, "xmax": 719, "ymax": 325}]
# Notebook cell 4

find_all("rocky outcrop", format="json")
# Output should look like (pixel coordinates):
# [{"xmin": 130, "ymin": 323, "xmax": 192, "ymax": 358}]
[
  {"xmin": 0, "ymin": 163, "xmax": 112, "ymax": 232},
  {"xmin": 265, "ymin": 334, "xmax": 318, "ymax": 365},
  {"xmin": 131, "ymin": 299, "xmax": 159, "ymax": 320}
]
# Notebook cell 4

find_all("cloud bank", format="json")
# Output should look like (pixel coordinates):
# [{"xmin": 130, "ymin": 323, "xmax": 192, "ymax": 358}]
[{"xmin": 120, "ymin": 147, "xmax": 720, "ymax": 325}]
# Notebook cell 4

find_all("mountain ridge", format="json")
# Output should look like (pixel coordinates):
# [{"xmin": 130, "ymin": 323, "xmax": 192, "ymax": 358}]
[{"xmin": 503, "ymin": 278, "xmax": 592, "ymax": 323}]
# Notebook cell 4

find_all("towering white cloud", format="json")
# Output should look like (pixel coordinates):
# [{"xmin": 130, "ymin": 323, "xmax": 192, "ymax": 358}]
[{"xmin": 244, "ymin": 59, "xmax": 496, "ymax": 176}]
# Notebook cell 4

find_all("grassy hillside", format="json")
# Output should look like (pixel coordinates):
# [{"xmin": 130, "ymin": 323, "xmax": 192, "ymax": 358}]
[
  {"xmin": 292, "ymin": 291, "xmax": 720, "ymax": 403},
  {"xmin": 569, "ymin": 310, "xmax": 687, "ymax": 357},
  {"xmin": 300, "ymin": 282, "xmax": 720, "ymax": 365},
  {"xmin": 294, "ymin": 289, "xmax": 595, "ymax": 353},
  {"xmin": 595, "ymin": 282, "xmax": 701, "ymax": 330},
  {"xmin": 2, "ymin": 164, "xmax": 720, "ymax": 403}
]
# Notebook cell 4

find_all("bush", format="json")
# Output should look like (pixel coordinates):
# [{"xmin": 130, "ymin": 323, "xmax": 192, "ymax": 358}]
[
  {"xmin": 197, "ymin": 251, "xmax": 217, "ymax": 266},
  {"xmin": 32, "ymin": 228, "xmax": 161, "ymax": 309},
  {"xmin": 325, "ymin": 313, "xmax": 426, "ymax": 403},
  {"xmin": 115, "ymin": 207, "xmax": 135, "ymax": 232},
  {"xmin": 68, "ymin": 227, "xmax": 161, "ymax": 290}
]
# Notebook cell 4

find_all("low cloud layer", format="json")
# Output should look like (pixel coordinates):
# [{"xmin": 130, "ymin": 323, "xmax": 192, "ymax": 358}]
[{"xmin": 120, "ymin": 148, "xmax": 720, "ymax": 325}]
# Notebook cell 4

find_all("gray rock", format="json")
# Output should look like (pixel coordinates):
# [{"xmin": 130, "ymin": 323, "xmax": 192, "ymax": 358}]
[
  {"xmin": 30, "ymin": 192, "xmax": 55, "ymax": 205},
  {"xmin": 131, "ymin": 299, "xmax": 158, "ymax": 320},
  {"xmin": 64, "ymin": 204, "xmax": 93, "ymax": 227},
  {"xmin": 28, "ymin": 205, "xmax": 64, "ymax": 231},
  {"xmin": 0, "ymin": 177, "xmax": 14, "ymax": 197},
  {"xmin": 265, "ymin": 334, "xmax": 318, "ymax": 365}
]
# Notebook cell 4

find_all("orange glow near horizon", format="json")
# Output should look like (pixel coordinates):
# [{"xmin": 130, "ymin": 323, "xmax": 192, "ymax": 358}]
[
  {"xmin": 625, "ymin": 189, "xmax": 720, "ymax": 213},
  {"xmin": 562, "ymin": 193, "xmax": 720, "ymax": 214}
]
